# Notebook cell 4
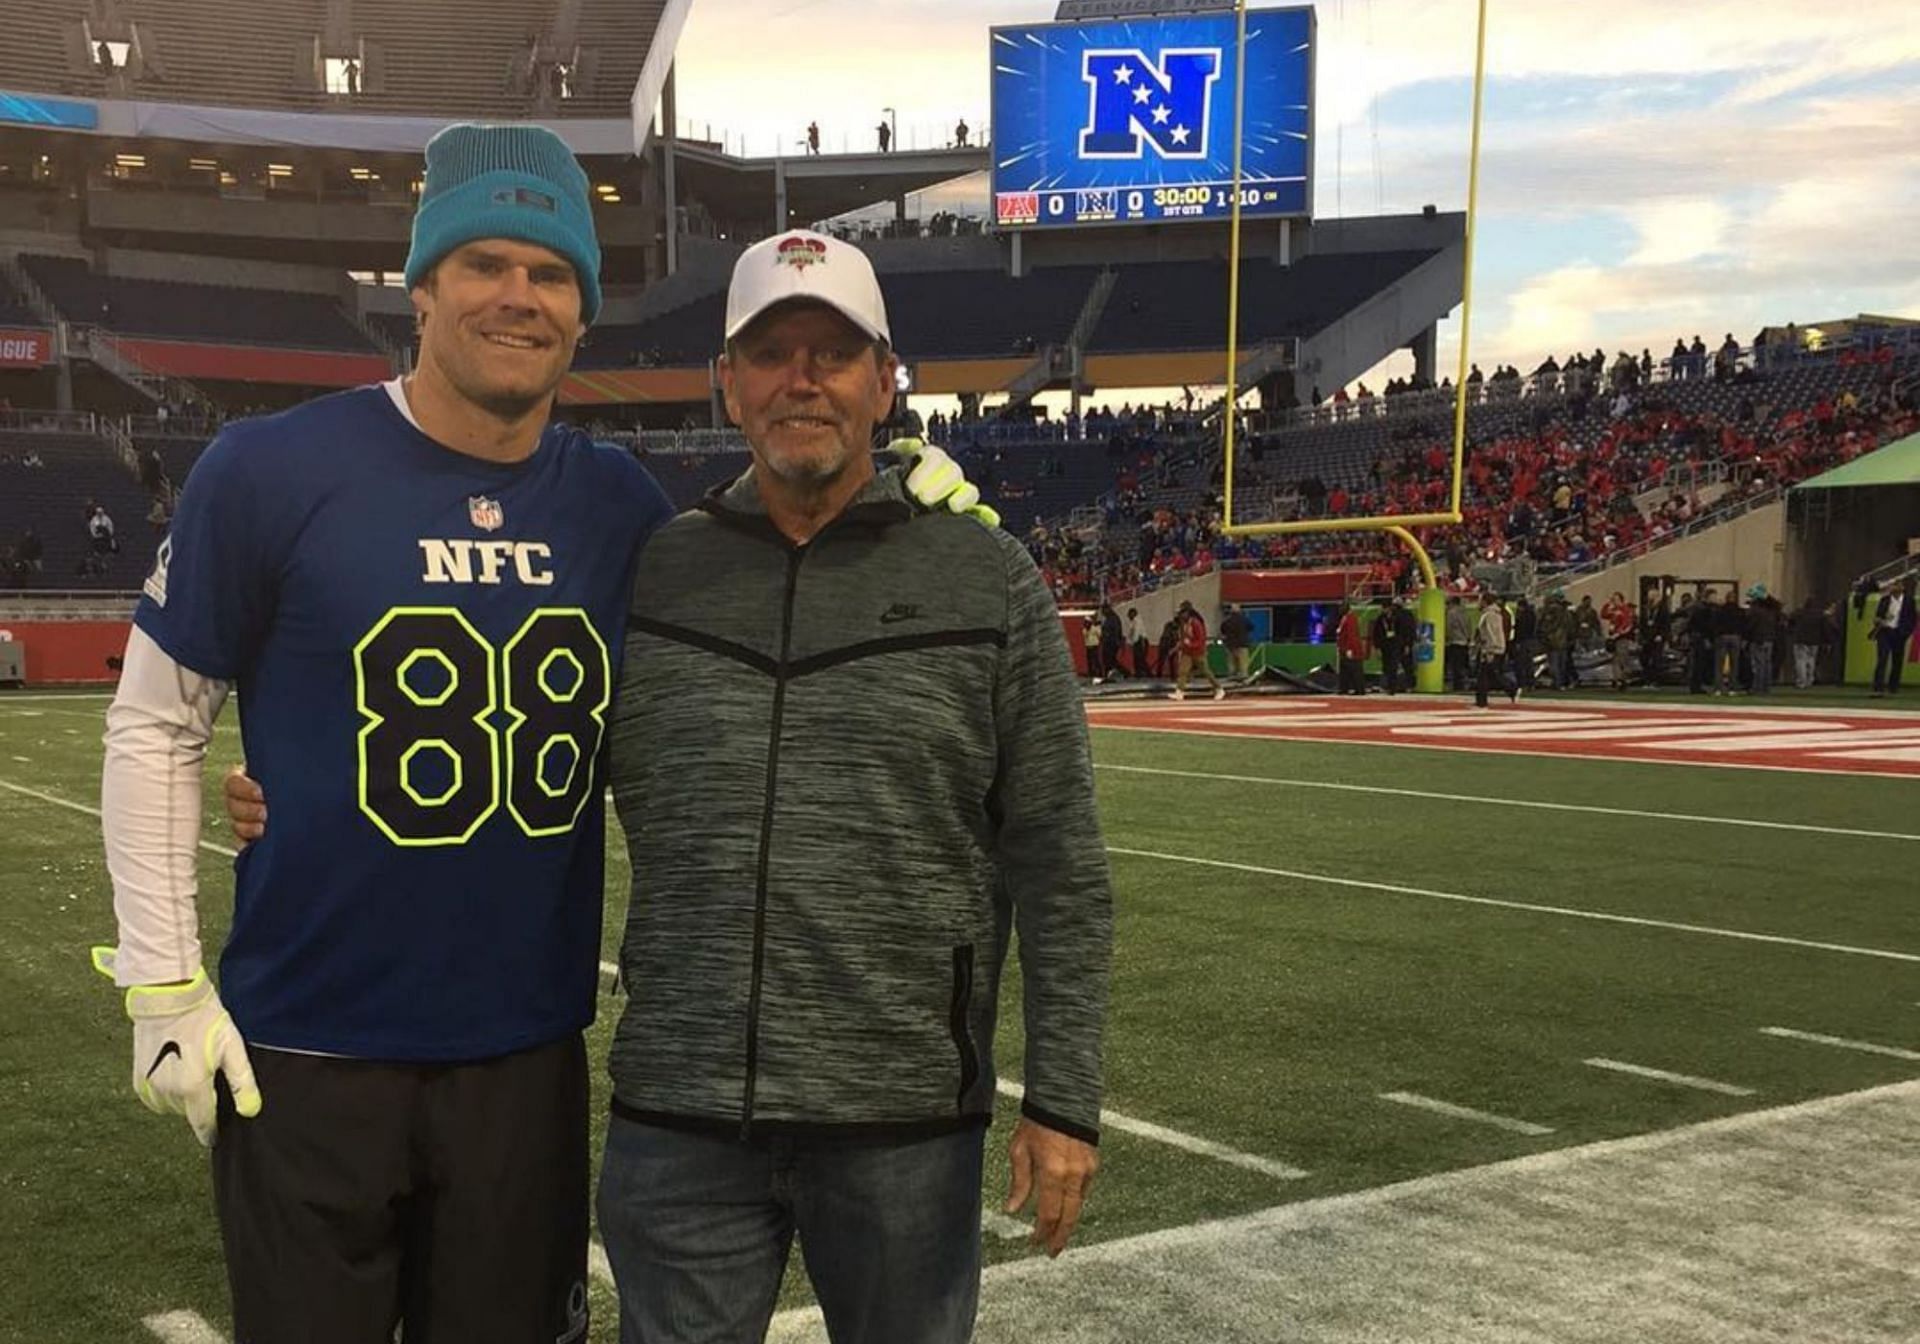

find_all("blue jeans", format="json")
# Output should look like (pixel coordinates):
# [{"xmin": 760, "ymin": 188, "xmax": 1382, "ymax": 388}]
[{"xmin": 597, "ymin": 1117, "xmax": 985, "ymax": 1344}]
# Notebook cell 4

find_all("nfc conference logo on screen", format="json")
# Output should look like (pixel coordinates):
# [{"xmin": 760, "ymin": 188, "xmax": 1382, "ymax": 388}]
[{"xmin": 1080, "ymin": 47, "xmax": 1220, "ymax": 161}]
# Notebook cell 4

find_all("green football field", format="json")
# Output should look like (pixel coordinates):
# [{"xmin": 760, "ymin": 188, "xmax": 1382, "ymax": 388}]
[{"xmin": 3, "ymin": 689, "xmax": 1918, "ymax": 1342}]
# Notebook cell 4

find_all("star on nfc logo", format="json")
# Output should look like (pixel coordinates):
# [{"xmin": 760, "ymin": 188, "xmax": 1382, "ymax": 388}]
[
  {"xmin": 469, "ymin": 496, "xmax": 505, "ymax": 531},
  {"xmin": 1080, "ymin": 47, "xmax": 1220, "ymax": 161},
  {"xmin": 775, "ymin": 235, "xmax": 829, "ymax": 270}
]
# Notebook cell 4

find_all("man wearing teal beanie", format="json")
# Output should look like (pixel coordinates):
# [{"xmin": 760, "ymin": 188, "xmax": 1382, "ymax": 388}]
[
  {"xmin": 99, "ymin": 120, "xmax": 669, "ymax": 1344},
  {"xmin": 406, "ymin": 121, "xmax": 604, "ymax": 324}
]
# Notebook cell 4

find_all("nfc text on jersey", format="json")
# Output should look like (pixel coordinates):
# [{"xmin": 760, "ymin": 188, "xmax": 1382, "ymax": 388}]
[{"xmin": 418, "ymin": 539, "xmax": 556, "ymax": 586}]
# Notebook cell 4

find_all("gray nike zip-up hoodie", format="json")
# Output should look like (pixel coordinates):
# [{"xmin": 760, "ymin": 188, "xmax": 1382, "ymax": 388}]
[{"xmin": 604, "ymin": 465, "xmax": 1112, "ymax": 1144}]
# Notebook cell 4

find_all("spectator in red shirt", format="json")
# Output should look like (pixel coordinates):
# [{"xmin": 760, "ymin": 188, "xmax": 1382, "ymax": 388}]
[
  {"xmin": 1171, "ymin": 600, "xmax": 1223, "ymax": 701},
  {"xmin": 1335, "ymin": 601, "xmax": 1368, "ymax": 695}
]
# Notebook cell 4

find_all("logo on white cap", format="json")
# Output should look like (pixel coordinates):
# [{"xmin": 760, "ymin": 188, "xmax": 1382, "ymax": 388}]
[
  {"xmin": 774, "ymin": 235, "xmax": 828, "ymax": 270},
  {"xmin": 726, "ymin": 230, "xmax": 891, "ymax": 346}
]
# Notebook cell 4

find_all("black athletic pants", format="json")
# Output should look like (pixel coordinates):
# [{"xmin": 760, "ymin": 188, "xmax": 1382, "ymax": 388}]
[{"xmin": 212, "ymin": 1035, "xmax": 589, "ymax": 1344}]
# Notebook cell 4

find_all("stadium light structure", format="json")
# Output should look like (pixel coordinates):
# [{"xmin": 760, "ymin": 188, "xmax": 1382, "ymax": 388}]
[{"xmin": 1221, "ymin": 0, "xmax": 1491, "ymax": 594}]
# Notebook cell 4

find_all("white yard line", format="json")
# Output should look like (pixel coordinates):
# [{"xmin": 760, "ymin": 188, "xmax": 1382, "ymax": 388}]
[
  {"xmin": 0, "ymin": 779, "xmax": 240, "ymax": 858},
  {"xmin": 588, "ymin": 1238, "xmax": 615, "ymax": 1288},
  {"xmin": 985, "ymin": 1212, "xmax": 1033, "ymax": 1241},
  {"xmin": 1378, "ymin": 1091, "xmax": 1555, "ymax": 1136},
  {"xmin": 0, "ymin": 692, "xmax": 115, "ymax": 703},
  {"xmin": 1759, "ymin": 1027, "xmax": 1920, "ymax": 1062},
  {"xmin": 996, "ymin": 1078, "xmax": 1308, "ymax": 1180},
  {"xmin": 1, "ymin": 779, "xmax": 625, "ymax": 992},
  {"xmin": 143, "ymin": 1311, "xmax": 226, "ymax": 1344},
  {"xmin": 1093, "ymin": 763, "xmax": 1920, "ymax": 843},
  {"xmin": 1107, "ymin": 845, "xmax": 1920, "ymax": 965},
  {"xmin": 1582, "ymin": 1057, "xmax": 1756, "ymax": 1096}
]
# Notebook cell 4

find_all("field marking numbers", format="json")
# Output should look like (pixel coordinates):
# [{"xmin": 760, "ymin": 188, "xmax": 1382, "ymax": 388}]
[
  {"xmin": 1582, "ymin": 1057, "xmax": 1755, "ymax": 1096},
  {"xmin": 1378, "ymin": 1091, "xmax": 1554, "ymax": 1136},
  {"xmin": 143, "ymin": 1312, "xmax": 226, "ymax": 1344},
  {"xmin": 1108, "ymin": 845, "xmax": 1920, "ymax": 965},
  {"xmin": 1760, "ymin": 1027, "xmax": 1920, "ymax": 1062},
  {"xmin": 1094, "ymin": 763, "xmax": 1920, "ymax": 843},
  {"xmin": 996, "ymin": 1078, "xmax": 1308, "ymax": 1180}
]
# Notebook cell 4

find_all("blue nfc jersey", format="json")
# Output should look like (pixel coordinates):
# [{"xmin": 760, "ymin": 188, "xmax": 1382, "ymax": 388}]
[{"xmin": 134, "ymin": 386, "xmax": 675, "ymax": 1060}]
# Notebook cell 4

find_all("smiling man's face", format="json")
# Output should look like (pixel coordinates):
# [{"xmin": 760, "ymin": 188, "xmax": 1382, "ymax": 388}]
[
  {"xmin": 412, "ymin": 239, "xmax": 585, "ymax": 421},
  {"xmin": 719, "ymin": 301, "xmax": 896, "ymax": 490}
]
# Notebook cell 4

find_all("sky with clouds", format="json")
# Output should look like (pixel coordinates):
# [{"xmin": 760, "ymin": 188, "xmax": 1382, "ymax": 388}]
[{"xmin": 669, "ymin": 0, "xmax": 1919, "ymax": 385}]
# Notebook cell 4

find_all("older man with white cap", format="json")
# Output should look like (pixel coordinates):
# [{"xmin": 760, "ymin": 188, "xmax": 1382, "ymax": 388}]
[{"xmin": 594, "ymin": 230, "xmax": 1114, "ymax": 1344}]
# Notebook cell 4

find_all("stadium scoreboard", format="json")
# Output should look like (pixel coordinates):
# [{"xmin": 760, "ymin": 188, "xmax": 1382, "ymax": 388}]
[{"xmin": 989, "ymin": 6, "xmax": 1314, "ymax": 231}]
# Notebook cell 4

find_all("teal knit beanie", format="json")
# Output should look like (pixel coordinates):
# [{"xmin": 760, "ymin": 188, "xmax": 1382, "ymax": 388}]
[{"xmin": 405, "ymin": 123, "xmax": 602, "ymax": 324}]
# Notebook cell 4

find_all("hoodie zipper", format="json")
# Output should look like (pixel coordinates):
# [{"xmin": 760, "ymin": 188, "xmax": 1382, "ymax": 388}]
[{"xmin": 740, "ymin": 540, "xmax": 806, "ymax": 1138}]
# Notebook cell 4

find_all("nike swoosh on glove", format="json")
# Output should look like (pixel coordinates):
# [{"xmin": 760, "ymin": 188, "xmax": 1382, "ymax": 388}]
[
  {"xmin": 890, "ymin": 438, "xmax": 1002, "ymax": 529},
  {"xmin": 91, "ymin": 947, "xmax": 263, "ymax": 1147}
]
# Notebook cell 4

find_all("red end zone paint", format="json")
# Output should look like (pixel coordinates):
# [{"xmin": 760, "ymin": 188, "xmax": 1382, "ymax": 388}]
[{"xmin": 1085, "ymin": 698, "xmax": 1920, "ymax": 778}]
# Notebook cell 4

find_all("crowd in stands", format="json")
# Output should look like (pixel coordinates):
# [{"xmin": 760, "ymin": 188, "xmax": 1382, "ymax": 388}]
[
  {"xmin": 1033, "ymin": 335, "xmax": 1920, "ymax": 602},
  {"xmin": 3, "ymin": 323, "xmax": 1915, "ymax": 607}
]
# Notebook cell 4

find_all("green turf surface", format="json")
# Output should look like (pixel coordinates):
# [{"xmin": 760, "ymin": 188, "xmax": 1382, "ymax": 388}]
[{"xmin": 2, "ymin": 692, "xmax": 1917, "ymax": 1341}]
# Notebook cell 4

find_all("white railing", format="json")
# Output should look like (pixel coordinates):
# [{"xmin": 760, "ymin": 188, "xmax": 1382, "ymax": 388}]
[
  {"xmin": 1530, "ymin": 484, "xmax": 1785, "ymax": 594},
  {"xmin": 83, "ymin": 331, "xmax": 163, "ymax": 399},
  {"xmin": 1854, "ymin": 552, "xmax": 1920, "ymax": 592},
  {"xmin": 99, "ymin": 415, "xmax": 140, "ymax": 474},
  {"xmin": 631, "ymin": 429, "xmax": 747, "ymax": 456},
  {"xmin": 0, "ymin": 591, "xmax": 141, "ymax": 618},
  {"xmin": 0, "ymin": 409, "xmax": 98, "ymax": 434}
]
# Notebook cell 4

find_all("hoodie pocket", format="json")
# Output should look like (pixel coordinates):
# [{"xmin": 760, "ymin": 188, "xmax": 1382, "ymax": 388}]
[{"xmin": 947, "ymin": 943, "xmax": 980, "ymax": 1111}]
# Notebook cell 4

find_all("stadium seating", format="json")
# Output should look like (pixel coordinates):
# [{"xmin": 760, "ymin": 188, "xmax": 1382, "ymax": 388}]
[
  {"xmin": 0, "ymin": 431, "xmax": 160, "ymax": 590},
  {"xmin": 580, "ymin": 268, "xmax": 1107, "ymax": 368},
  {"xmin": 1006, "ymin": 342, "xmax": 1920, "ymax": 599},
  {"xmin": 0, "ymin": 0, "xmax": 658, "ymax": 119},
  {"xmin": 364, "ymin": 312, "xmax": 419, "ymax": 358},
  {"xmin": 0, "ymin": 270, "xmax": 42, "ymax": 329},
  {"xmin": 1089, "ymin": 251, "xmax": 1438, "ymax": 352},
  {"xmin": 20, "ymin": 256, "xmax": 375, "ymax": 353},
  {"xmin": 578, "ymin": 253, "xmax": 1438, "ymax": 366},
  {"xmin": 641, "ymin": 451, "xmax": 752, "ymax": 509}
]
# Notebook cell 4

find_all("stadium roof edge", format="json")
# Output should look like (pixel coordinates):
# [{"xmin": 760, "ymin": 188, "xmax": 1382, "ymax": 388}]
[
  {"xmin": 631, "ymin": 0, "xmax": 695, "ymax": 156},
  {"xmin": 0, "ymin": 87, "xmax": 637, "ymax": 156}
]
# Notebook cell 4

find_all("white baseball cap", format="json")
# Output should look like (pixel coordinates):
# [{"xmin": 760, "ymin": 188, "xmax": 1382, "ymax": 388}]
[{"xmin": 725, "ymin": 230, "xmax": 891, "ymax": 346}]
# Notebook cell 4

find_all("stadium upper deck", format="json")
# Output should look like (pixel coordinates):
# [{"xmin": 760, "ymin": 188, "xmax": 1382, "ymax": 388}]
[{"xmin": 2, "ymin": 0, "xmax": 671, "ymax": 119}]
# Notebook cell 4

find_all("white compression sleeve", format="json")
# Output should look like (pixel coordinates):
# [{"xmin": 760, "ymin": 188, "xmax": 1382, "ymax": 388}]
[{"xmin": 100, "ymin": 625, "xmax": 230, "ymax": 987}]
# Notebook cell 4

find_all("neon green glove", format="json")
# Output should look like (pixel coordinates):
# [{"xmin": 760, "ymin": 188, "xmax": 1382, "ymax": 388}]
[
  {"xmin": 890, "ymin": 438, "xmax": 1002, "ymax": 529},
  {"xmin": 91, "ymin": 947, "xmax": 262, "ymax": 1147}
]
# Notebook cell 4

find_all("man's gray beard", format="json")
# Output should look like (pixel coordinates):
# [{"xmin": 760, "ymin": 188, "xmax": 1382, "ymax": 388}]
[{"xmin": 753, "ymin": 438, "xmax": 860, "ymax": 490}]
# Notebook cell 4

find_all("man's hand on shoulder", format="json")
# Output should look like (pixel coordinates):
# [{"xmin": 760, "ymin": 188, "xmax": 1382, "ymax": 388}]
[{"xmin": 888, "ymin": 438, "xmax": 1001, "ymax": 530}]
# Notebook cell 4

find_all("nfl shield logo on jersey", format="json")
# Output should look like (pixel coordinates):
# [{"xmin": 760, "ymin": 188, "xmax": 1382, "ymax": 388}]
[{"xmin": 468, "ymin": 496, "xmax": 505, "ymax": 531}]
